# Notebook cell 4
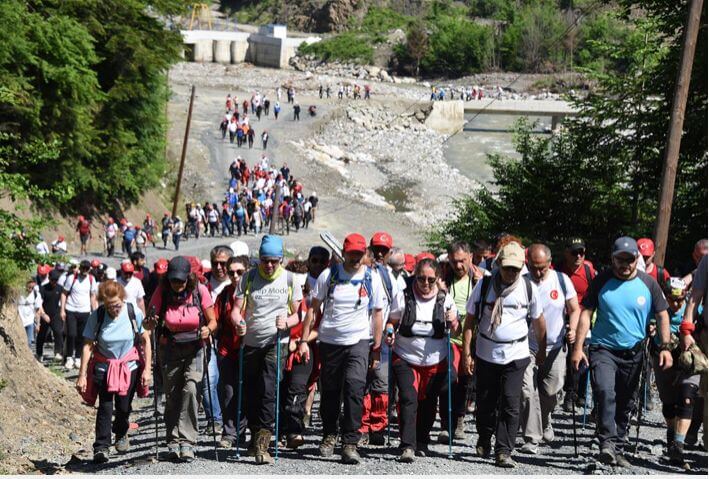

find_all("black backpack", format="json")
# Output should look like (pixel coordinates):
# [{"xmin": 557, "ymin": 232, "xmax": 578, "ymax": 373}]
[
  {"xmin": 474, "ymin": 273, "xmax": 534, "ymax": 326},
  {"xmin": 397, "ymin": 276, "xmax": 447, "ymax": 339}
]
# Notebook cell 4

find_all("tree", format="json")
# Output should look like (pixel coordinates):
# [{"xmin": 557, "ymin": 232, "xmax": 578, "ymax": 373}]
[
  {"xmin": 428, "ymin": 0, "xmax": 707, "ymax": 270},
  {"xmin": 406, "ymin": 21, "xmax": 429, "ymax": 77}
]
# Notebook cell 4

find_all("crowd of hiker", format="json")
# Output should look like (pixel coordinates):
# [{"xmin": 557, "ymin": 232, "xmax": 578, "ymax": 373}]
[{"xmin": 21, "ymin": 230, "xmax": 708, "ymax": 471}]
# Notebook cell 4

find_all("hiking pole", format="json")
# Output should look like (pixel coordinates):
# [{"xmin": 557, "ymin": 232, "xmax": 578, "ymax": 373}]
[
  {"xmin": 581, "ymin": 363, "xmax": 591, "ymax": 430},
  {"xmin": 234, "ymin": 322, "xmax": 246, "ymax": 459},
  {"xmin": 203, "ymin": 338, "xmax": 220, "ymax": 461},
  {"xmin": 149, "ymin": 306, "xmax": 159, "ymax": 461},
  {"xmin": 634, "ymin": 339, "xmax": 649, "ymax": 455},
  {"xmin": 564, "ymin": 334, "xmax": 578, "ymax": 457},
  {"xmin": 446, "ymin": 325, "xmax": 454, "ymax": 459},
  {"xmin": 274, "ymin": 329, "xmax": 282, "ymax": 463},
  {"xmin": 385, "ymin": 326, "xmax": 394, "ymax": 447}
]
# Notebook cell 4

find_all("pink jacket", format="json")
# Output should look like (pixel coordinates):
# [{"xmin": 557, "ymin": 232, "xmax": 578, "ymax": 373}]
[{"xmin": 81, "ymin": 347, "xmax": 148, "ymax": 406}]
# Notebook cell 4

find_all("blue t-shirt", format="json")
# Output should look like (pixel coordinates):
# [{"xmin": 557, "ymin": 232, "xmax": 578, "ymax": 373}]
[
  {"xmin": 653, "ymin": 302, "xmax": 686, "ymax": 346},
  {"xmin": 83, "ymin": 302, "xmax": 144, "ymax": 378},
  {"xmin": 583, "ymin": 270, "xmax": 668, "ymax": 350}
]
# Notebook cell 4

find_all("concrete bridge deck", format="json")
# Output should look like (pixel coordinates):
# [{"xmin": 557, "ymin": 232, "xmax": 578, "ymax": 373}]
[{"xmin": 464, "ymin": 99, "xmax": 578, "ymax": 129}]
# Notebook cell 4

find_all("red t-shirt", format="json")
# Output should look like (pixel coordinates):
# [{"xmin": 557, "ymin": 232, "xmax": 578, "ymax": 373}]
[
  {"xmin": 149, "ymin": 283, "xmax": 213, "ymax": 333},
  {"xmin": 214, "ymin": 284, "xmax": 241, "ymax": 359},
  {"xmin": 560, "ymin": 260, "xmax": 596, "ymax": 305},
  {"xmin": 78, "ymin": 220, "xmax": 91, "ymax": 235},
  {"xmin": 646, "ymin": 264, "xmax": 670, "ymax": 285}
]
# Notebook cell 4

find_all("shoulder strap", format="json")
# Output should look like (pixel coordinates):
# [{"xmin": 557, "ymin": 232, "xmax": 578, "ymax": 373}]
[
  {"xmin": 657, "ymin": 266, "xmax": 665, "ymax": 284},
  {"xmin": 475, "ymin": 275, "xmax": 493, "ymax": 319},
  {"xmin": 583, "ymin": 263, "xmax": 593, "ymax": 283},
  {"xmin": 94, "ymin": 305, "xmax": 107, "ymax": 342},
  {"xmin": 376, "ymin": 264, "xmax": 393, "ymax": 303},
  {"xmin": 241, "ymin": 268, "xmax": 258, "ymax": 313},
  {"xmin": 523, "ymin": 274, "xmax": 533, "ymax": 325},
  {"xmin": 192, "ymin": 284, "xmax": 205, "ymax": 327},
  {"xmin": 286, "ymin": 270, "xmax": 294, "ymax": 314},
  {"xmin": 556, "ymin": 271, "xmax": 568, "ymax": 299}
]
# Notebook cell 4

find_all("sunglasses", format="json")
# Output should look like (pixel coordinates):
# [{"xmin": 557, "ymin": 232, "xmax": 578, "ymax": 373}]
[
  {"xmin": 213, "ymin": 260, "xmax": 228, "ymax": 267},
  {"xmin": 416, "ymin": 276, "xmax": 437, "ymax": 285},
  {"xmin": 261, "ymin": 258, "xmax": 281, "ymax": 265},
  {"xmin": 228, "ymin": 269, "xmax": 246, "ymax": 277},
  {"xmin": 571, "ymin": 250, "xmax": 586, "ymax": 256}
]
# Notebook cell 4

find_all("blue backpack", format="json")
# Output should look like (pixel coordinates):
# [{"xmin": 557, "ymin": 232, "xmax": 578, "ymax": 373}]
[
  {"xmin": 326, "ymin": 264, "xmax": 374, "ymax": 311},
  {"xmin": 123, "ymin": 228, "xmax": 136, "ymax": 241}
]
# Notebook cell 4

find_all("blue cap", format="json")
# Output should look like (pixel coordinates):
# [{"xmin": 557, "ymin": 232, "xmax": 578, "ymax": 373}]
[
  {"xmin": 259, "ymin": 235, "xmax": 284, "ymax": 258},
  {"xmin": 612, "ymin": 236, "xmax": 639, "ymax": 257}
]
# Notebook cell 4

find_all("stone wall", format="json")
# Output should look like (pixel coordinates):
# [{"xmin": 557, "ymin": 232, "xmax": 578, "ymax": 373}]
[{"xmin": 424, "ymin": 101, "xmax": 464, "ymax": 135}]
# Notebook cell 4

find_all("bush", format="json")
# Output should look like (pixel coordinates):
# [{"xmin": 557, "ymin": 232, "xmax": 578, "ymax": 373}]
[
  {"xmin": 420, "ymin": 15, "xmax": 494, "ymax": 76},
  {"xmin": 299, "ymin": 32, "xmax": 374, "ymax": 64}
]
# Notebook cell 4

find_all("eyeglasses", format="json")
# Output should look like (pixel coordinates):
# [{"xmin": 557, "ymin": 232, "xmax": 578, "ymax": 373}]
[
  {"xmin": 571, "ymin": 250, "xmax": 586, "ymax": 257},
  {"xmin": 106, "ymin": 301, "xmax": 123, "ymax": 310},
  {"xmin": 261, "ymin": 258, "xmax": 281, "ymax": 265},
  {"xmin": 169, "ymin": 278, "xmax": 187, "ymax": 285},
  {"xmin": 416, "ymin": 276, "xmax": 437, "ymax": 285},
  {"xmin": 213, "ymin": 260, "xmax": 228, "ymax": 267},
  {"xmin": 228, "ymin": 269, "xmax": 245, "ymax": 277}
]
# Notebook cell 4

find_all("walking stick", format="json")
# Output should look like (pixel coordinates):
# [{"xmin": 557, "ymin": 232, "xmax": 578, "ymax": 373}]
[
  {"xmin": 446, "ymin": 326, "xmax": 453, "ymax": 459},
  {"xmin": 385, "ymin": 326, "xmax": 394, "ymax": 447},
  {"xmin": 274, "ymin": 329, "xmax": 282, "ymax": 462},
  {"xmin": 564, "ymin": 334, "xmax": 578, "ymax": 457},
  {"xmin": 234, "ymin": 326, "xmax": 245, "ymax": 459},
  {"xmin": 149, "ymin": 306, "xmax": 159, "ymax": 461},
  {"xmin": 203, "ymin": 339, "xmax": 220, "ymax": 461},
  {"xmin": 634, "ymin": 339, "xmax": 649, "ymax": 454},
  {"xmin": 582, "ymin": 365, "xmax": 590, "ymax": 430}
]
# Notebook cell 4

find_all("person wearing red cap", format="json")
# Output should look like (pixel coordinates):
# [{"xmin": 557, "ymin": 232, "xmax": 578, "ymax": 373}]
[
  {"xmin": 404, "ymin": 254, "xmax": 416, "ymax": 275},
  {"xmin": 637, "ymin": 238, "xmax": 670, "ymax": 285},
  {"xmin": 51, "ymin": 235, "xmax": 67, "ymax": 254},
  {"xmin": 76, "ymin": 215, "xmax": 92, "ymax": 256},
  {"xmin": 143, "ymin": 214, "xmax": 157, "ymax": 248},
  {"xmin": 298, "ymin": 233, "xmax": 386, "ymax": 464},
  {"xmin": 359, "ymin": 231, "xmax": 399, "ymax": 446},
  {"xmin": 117, "ymin": 261, "xmax": 146, "ymax": 315},
  {"xmin": 146, "ymin": 258, "xmax": 168, "ymax": 302},
  {"xmin": 104, "ymin": 218, "xmax": 118, "ymax": 257},
  {"xmin": 415, "ymin": 252, "xmax": 436, "ymax": 264}
]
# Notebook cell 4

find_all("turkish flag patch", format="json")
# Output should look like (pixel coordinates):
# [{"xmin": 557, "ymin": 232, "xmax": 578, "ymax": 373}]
[
  {"xmin": 359, "ymin": 286, "xmax": 368, "ymax": 298},
  {"xmin": 550, "ymin": 290, "xmax": 559, "ymax": 300}
]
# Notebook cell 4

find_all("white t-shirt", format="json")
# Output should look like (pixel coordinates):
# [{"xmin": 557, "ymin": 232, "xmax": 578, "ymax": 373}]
[
  {"xmin": 315, "ymin": 265, "xmax": 385, "ymax": 346},
  {"xmin": 105, "ymin": 224, "xmax": 118, "ymax": 239},
  {"xmin": 63, "ymin": 274, "xmax": 98, "ymax": 313},
  {"xmin": 117, "ymin": 276, "xmax": 145, "ymax": 306},
  {"xmin": 36, "ymin": 241, "xmax": 49, "ymax": 255},
  {"xmin": 18, "ymin": 290, "xmax": 42, "ymax": 326},
  {"xmin": 209, "ymin": 275, "xmax": 231, "ymax": 302},
  {"xmin": 52, "ymin": 240, "xmax": 67, "ymax": 253},
  {"xmin": 466, "ymin": 275, "xmax": 542, "ymax": 365},
  {"xmin": 390, "ymin": 289, "xmax": 455, "ymax": 366},
  {"xmin": 528, "ymin": 271, "xmax": 576, "ymax": 353}
]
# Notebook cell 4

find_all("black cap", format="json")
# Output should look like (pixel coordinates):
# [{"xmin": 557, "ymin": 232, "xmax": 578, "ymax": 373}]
[
  {"xmin": 79, "ymin": 260, "xmax": 91, "ymax": 270},
  {"xmin": 566, "ymin": 238, "xmax": 586, "ymax": 250},
  {"xmin": 612, "ymin": 236, "xmax": 639, "ymax": 257},
  {"xmin": 167, "ymin": 256, "xmax": 191, "ymax": 282},
  {"xmin": 49, "ymin": 269, "xmax": 62, "ymax": 282}
]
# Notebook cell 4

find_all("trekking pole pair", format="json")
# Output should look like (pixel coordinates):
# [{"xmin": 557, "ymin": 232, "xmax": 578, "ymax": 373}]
[
  {"xmin": 385, "ymin": 326, "xmax": 394, "ymax": 447},
  {"xmin": 202, "ymin": 336, "xmax": 220, "ymax": 461}
]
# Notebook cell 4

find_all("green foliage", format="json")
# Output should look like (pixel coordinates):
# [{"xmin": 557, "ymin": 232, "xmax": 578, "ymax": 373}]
[
  {"xmin": 299, "ymin": 32, "xmax": 374, "ymax": 63},
  {"xmin": 359, "ymin": 7, "xmax": 411, "ymax": 35},
  {"xmin": 428, "ymin": 1, "xmax": 707, "ymax": 269},
  {"xmin": 420, "ymin": 14, "xmax": 494, "ymax": 76}
]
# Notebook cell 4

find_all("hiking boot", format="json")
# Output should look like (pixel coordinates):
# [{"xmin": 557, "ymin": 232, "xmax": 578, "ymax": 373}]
[
  {"xmin": 454, "ymin": 417, "xmax": 466, "ymax": 439},
  {"xmin": 562, "ymin": 392, "xmax": 574, "ymax": 413},
  {"xmin": 495, "ymin": 452, "xmax": 517, "ymax": 468},
  {"xmin": 519, "ymin": 441, "xmax": 538, "ymax": 454},
  {"xmin": 437, "ymin": 429, "xmax": 450, "ymax": 444},
  {"xmin": 253, "ymin": 429, "xmax": 274, "ymax": 465},
  {"xmin": 166, "ymin": 444, "xmax": 180, "ymax": 461},
  {"xmin": 54, "ymin": 353, "xmax": 63, "ymax": 361},
  {"xmin": 369, "ymin": 431, "xmax": 385, "ymax": 446},
  {"xmin": 219, "ymin": 436, "xmax": 235, "ymax": 448},
  {"xmin": 357, "ymin": 432, "xmax": 369, "ymax": 447},
  {"xmin": 668, "ymin": 443, "xmax": 689, "ymax": 469},
  {"xmin": 303, "ymin": 413, "xmax": 312, "ymax": 428},
  {"xmin": 542, "ymin": 424, "xmax": 555, "ymax": 443},
  {"xmin": 399, "ymin": 447, "xmax": 415, "ymax": 463},
  {"xmin": 286, "ymin": 434, "xmax": 304, "ymax": 449},
  {"xmin": 476, "ymin": 440, "xmax": 491, "ymax": 458},
  {"xmin": 64, "ymin": 357, "xmax": 74, "ymax": 370},
  {"xmin": 614, "ymin": 453, "xmax": 631, "ymax": 468},
  {"xmin": 599, "ymin": 447, "xmax": 617, "ymax": 465},
  {"xmin": 341, "ymin": 444, "xmax": 361, "ymax": 464},
  {"xmin": 320, "ymin": 434, "xmax": 337, "ymax": 457},
  {"xmin": 93, "ymin": 449, "xmax": 109, "ymax": 464},
  {"xmin": 73, "ymin": 357, "xmax": 80, "ymax": 369},
  {"xmin": 415, "ymin": 443, "xmax": 430, "ymax": 457},
  {"xmin": 114, "ymin": 435, "xmax": 130, "ymax": 453},
  {"xmin": 180, "ymin": 444, "xmax": 195, "ymax": 463}
]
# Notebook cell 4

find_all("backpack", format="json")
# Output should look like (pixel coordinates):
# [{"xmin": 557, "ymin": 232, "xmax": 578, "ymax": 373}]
[
  {"xmin": 375, "ymin": 263, "xmax": 393, "ymax": 305},
  {"xmin": 325, "ymin": 264, "xmax": 374, "ymax": 312},
  {"xmin": 397, "ymin": 276, "xmax": 447, "ymax": 339},
  {"xmin": 123, "ymin": 228, "xmax": 136, "ymax": 242},
  {"xmin": 68, "ymin": 273, "xmax": 95, "ymax": 296},
  {"xmin": 158, "ymin": 285, "xmax": 205, "ymax": 342},
  {"xmin": 95, "ymin": 302, "xmax": 139, "ymax": 345},
  {"xmin": 474, "ymin": 272, "xmax": 534, "ymax": 326},
  {"xmin": 240, "ymin": 268, "xmax": 294, "ymax": 315}
]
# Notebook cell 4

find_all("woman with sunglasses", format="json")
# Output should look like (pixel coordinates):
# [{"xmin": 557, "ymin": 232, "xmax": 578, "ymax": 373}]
[
  {"xmin": 214, "ymin": 256, "xmax": 249, "ymax": 448},
  {"xmin": 385, "ymin": 257, "xmax": 457, "ymax": 463},
  {"xmin": 144, "ymin": 256, "xmax": 217, "ymax": 463}
]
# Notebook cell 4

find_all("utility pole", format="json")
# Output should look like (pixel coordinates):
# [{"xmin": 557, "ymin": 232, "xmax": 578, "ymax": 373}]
[
  {"xmin": 269, "ymin": 182, "xmax": 282, "ymax": 235},
  {"xmin": 653, "ymin": 0, "xmax": 703, "ymax": 266},
  {"xmin": 172, "ymin": 85, "xmax": 195, "ymax": 219}
]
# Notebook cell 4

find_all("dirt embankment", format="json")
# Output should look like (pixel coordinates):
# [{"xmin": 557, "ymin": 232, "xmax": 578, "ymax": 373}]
[{"xmin": 0, "ymin": 302, "xmax": 94, "ymax": 474}]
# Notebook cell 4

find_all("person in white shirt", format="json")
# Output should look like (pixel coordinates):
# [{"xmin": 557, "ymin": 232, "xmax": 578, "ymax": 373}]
[
  {"xmin": 61, "ymin": 260, "xmax": 99, "ymax": 369},
  {"xmin": 105, "ymin": 218, "xmax": 118, "ymax": 257},
  {"xmin": 519, "ymin": 244, "xmax": 580, "ymax": 454},
  {"xmin": 52, "ymin": 235, "xmax": 68, "ymax": 254},
  {"xmin": 18, "ymin": 279, "xmax": 42, "ymax": 349},
  {"xmin": 117, "ymin": 262, "xmax": 146, "ymax": 314},
  {"xmin": 462, "ymin": 242, "xmax": 546, "ymax": 468},
  {"xmin": 36, "ymin": 237, "xmax": 49, "ymax": 255},
  {"xmin": 386, "ymin": 258, "xmax": 457, "ymax": 462},
  {"xmin": 299, "ymin": 233, "xmax": 385, "ymax": 464}
]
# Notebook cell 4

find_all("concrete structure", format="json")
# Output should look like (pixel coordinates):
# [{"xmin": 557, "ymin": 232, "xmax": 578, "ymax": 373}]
[
  {"xmin": 425, "ymin": 101, "xmax": 465, "ymax": 135},
  {"xmin": 464, "ymin": 99, "xmax": 578, "ymax": 130},
  {"xmin": 181, "ymin": 25, "xmax": 320, "ymax": 68}
]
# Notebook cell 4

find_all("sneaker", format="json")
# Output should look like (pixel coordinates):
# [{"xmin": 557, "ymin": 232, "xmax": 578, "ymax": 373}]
[
  {"xmin": 453, "ymin": 417, "xmax": 466, "ymax": 440},
  {"xmin": 357, "ymin": 432, "xmax": 369, "ymax": 447},
  {"xmin": 114, "ymin": 436, "xmax": 130, "ymax": 453},
  {"xmin": 54, "ymin": 353, "xmax": 63, "ymax": 361},
  {"xmin": 476, "ymin": 441, "xmax": 491, "ymax": 458},
  {"xmin": 73, "ymin": 357, "xmax": 80, "ymax": 369},
  {"xmin": 415, "ymin": 443, "xmax": 429, "ymax": 457},
  {"xmin": 399, "ymin": 447, "xmax": 415, "ymax": 463},
  {"xmin": 615, "ymin": 453, "xmax": 631, "ymax": 468},
  {"xmin": 166, "ymin": 444, "xmax": 180, "ymax": 461},
  {"xmin": 64, "ymin": 357, "xmax": 74, "ymax": 369},
  {"xmin": 303, "ymin": 413, "xmax": 312, "ymax": 428},
  {"xmin": 369, "ymin": 431, "xmax": 385, "ymax": 446},
  {"xmin": 519, "ymin": 441, "xmax": 538, "ymax": 454},
  {"xmin": 542, "ymin": 424, "xmax": 555, "ymax": 443},
  {"xmin": 668, "ymin": 443, "xmax": 690, "ymax": 470},
  {"xmin": 495, "ymin": 453, "xmax": 517, "ymax": 468},
  {"xmin": 219, "ymin": 436, "xmax": 235, "ymax": 448},
  {"xmin": 341, "ymin": 444, "xmax": 361, "ymax": 464},
  {"xmin": 319, "ymin": 434, "xmax": 337, "ymax": 458},
  {"xmin": 180, "ymin": 445, "xmax": 195, "ymax": 463},
  {"xmin": 562, "ymin": 393, "xmax": 574, "ymax": 412},
  {"xmin": 93, "ymin": 449, "xmax": 109, "ymax": 464},
  {"xmin": 437, "ymin": 429, "xmax": 450, "ymax": 444},
  {"xmin": 599, "ymin": 447, "xmax": 617, "ymax": 465},
  {"xmin": 286, "ymin": 434, "xmax": 304, "ymax": 449}
]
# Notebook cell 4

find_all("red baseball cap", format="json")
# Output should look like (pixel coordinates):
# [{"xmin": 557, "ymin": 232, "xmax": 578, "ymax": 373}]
[
  {"xmin": 90, "ymin": 259, "xmax": 101, "ymax": 268},
  {"xmin": 37, "ymin": 264, "xmax": 51, "ymax": 276},
  {"xmin": 637, "ymin": 238, "xmax": 655, "ymax": 257},
  {"xmin": 415, "ymin": 252, "xmax": 436, "ymax": 263},
  {"xmin": 154, "ymin": 258, "xmax": 168, "ymax": 275},
  {"xmin": 343, "ymin": 233, "xmax": 367, "ymax": 254},
  {"xmin": 404, "ymin": 254, "xmax": 416, "ymax": 274},
  {"xmin": 121, "ymin": 261, "xmax": 135, "ymax": 273},
  {"xmin": 370, "ymin": 231, "xmax": 393, "ymax": 249}
]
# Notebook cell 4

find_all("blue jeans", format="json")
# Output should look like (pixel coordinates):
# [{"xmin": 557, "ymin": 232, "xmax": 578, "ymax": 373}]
[
  {"xmin": 201, "ymin": 344, "xmax": 222, "ymax": 424},
  {"xmin": 25, "ymin": 323, "xmax": 34, "ymax": 348}
]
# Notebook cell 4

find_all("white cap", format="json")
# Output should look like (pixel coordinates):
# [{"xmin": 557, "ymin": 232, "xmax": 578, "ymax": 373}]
[
  {"xmin": 201, "ymin": 259, "xmax": 212, "ymax": 270},
  {"xmin": 312, "ymin": 192, "xmax": 317, "ymax": 197},
  {"xmin": 69, "ymin": 258, "xmax": 80, "ymax": 266},
  {"xmin": 127, "ymin": 222, "xmax": 133, "ymax": 227},
  {"xmin": 229, "ymin": 240, "xmax": 250, "ymax": 257},
  {"xmin": 105, "ymin": 267, "xmax": 117, "ymax": 280}
]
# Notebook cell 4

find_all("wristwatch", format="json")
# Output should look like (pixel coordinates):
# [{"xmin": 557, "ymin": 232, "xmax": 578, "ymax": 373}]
[
  {"xmin": 658, "ymin": 342, "xmax": 673, "ymax": 352},
  {"xmin": 296, "ymin": 339, "xmax": 307, "ymax": 345}
]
